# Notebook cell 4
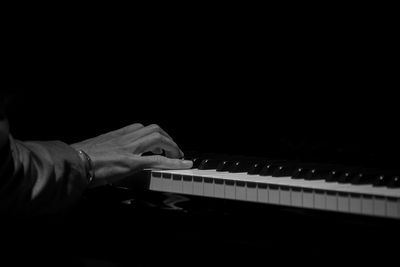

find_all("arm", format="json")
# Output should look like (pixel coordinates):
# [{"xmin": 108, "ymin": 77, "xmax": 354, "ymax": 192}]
[
  {"xmin": 0, "ymin": 90, "xmax": 193, "ymax": 218},
  {"xmin": 0, "ymin": 114, "xmax": 88, "ymax": 217},
  {"xmin": 1, "ymin": 102, "xmax": 192, "ymax": 218}
]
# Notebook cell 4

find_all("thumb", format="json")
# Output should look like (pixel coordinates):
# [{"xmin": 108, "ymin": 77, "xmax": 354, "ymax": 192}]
[{"xmin": 139, "ymin": 155, "xmax": 193, "ymax": 169}]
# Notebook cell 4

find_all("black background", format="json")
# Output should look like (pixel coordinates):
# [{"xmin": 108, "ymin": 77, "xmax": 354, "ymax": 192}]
[
  {"xmin": 2, "ymin": 7, "xmax": 399, "ymax": 266},
  {"xmin": 3, "ymin": 9, "xmax": 399, "ymax": 168}
]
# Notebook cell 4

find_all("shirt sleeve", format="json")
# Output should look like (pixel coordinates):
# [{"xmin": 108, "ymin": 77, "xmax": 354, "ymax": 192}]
[{"xmin": 0, "ymin": 115, "xmax": 88, "ymax": 218}]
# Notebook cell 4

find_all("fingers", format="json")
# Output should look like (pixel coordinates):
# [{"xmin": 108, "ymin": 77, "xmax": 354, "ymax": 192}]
[
  {"xmin": 139, "ymin": 155, "xmax": 193, "ymax": 169},
  {"xmin": 130, "ymin": 132, "xmax": 184, "ymax": 158},
  {"xmin": 124, "ymin": 124, "xmax": 173, "ymax": 143},
  {"xmin": 109, "ymin": 123, "xmax": 186, "ymax": 162},
  {"xmin": 110, "ymin": 123, "xmax": 144, "ymax": 136}
]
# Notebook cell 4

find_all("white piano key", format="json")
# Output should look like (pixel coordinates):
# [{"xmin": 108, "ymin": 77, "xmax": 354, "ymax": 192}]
[
  {"xmin": 159, "ymin": 173, "xmax": 171, "ymax": 192},
  {"xmin": 225, "ymin": 180, "xmax": 236, "ymax": 200},
  {"xmin": 151, "ymin": 169, "xmax": 400, "ymax": 219},
  {"xmin": 303, "ymin": 189, "xmax": 314, "ymax": 209},
  {"xmin": 337, "ymin": 193, "xmax": 349, "ymax": 212},
  {"xmin": 236, "ymin": 181, "xmax": 246, "ymax": 200},
  {"xmin": 203, "ymin": 177, "xmax": 214, "ymax": 197},
  {"xmin": 158, "ymin": 169, "xmax": 400, "ymax": 199},
  {"xmin": 349, "ymin": 194, "xmax": 362, "ymax": 214},
  {"xmin": 263, "ymin": 171, "xmax": 391, "ymax": 198},
  {"xmin": 212, "ymin": 169, "xmax": 383, "ymax": 199},
  {"xmin": 149, "ymin": 172, "xmax": 163, "ymax": 191},
  {"xmin": 192, "ymin": 176, "xmax": 203, "ymax": 196},
  {"xmin": 373, "ymin": 196, "xmax": 386, "ymax": 217},
  {"xmin": 214, "ymin": 178, "xmax": 225, "ymax": 199},
  {"xmin": 326, "ymin": 191, "xmax": 337, "ymax": 211},
  {"xmin": 279, "ymin": 186, "xmax": 291, "ymax": 206},
  {"xmin": 170, "ymin": 174, "xmax": 183, "ymax": 194},
  {"xmin": 268, "ymin": 184, "xmax": 280, "ymax": 204},
  {"xmin": 246, "ymin": 182, "xmax": 257, "ymax": 202},
  {"xmin": 314, "ymin": 190, "xmax": 325, "ymax": 210},
  {"xmin": 291, "ymin": 187, "xmax": 302, "ymax": 207},
  {"xmin": 182, "ymin": 175, "xmax": 193, "ymax": 195},
  {"xmin": 386, "ymin": 198, "xmax": 400, "ymax": 218},
  {"xmin": 257, "ymin": 184, "xmax": 269, "ymax": 203},
  {"xmin": 361, "ymin": 195, "xmax": 373, "ymax": 215},
  {"xmin": 162, "ymin": 173, "xmax": 173, "ymax": 192}
]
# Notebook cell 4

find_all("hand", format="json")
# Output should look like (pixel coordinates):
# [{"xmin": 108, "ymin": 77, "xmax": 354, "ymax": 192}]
[{"xmin": 71, "ymin": 123, "xmax": 193, "ymax": 187}]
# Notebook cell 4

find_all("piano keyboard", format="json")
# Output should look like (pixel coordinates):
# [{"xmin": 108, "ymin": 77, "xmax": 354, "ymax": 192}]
[{"xmin": 147, "ymin": 155, "xmax": 400, "ymax": 219}]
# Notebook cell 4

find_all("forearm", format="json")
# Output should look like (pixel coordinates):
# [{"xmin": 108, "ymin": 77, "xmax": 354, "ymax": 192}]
[{"xmin": 0, "ymin": 131, "xmax": 88, "ymax": 217}]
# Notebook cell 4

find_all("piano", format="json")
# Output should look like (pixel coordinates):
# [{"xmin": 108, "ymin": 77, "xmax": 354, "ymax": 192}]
[
  {"xmin": 74, "ymin": 96, "xmax": 400, "ymax": 265},
  {"xmin": 146, "ymin": 152, "xmax": 400, "ymax": 219},
  {"xmin": 73, "ymin": 85, "xmax": 400, "ymax": 265},
  {"xmin": 79, "ymin": 145, "xmax": 400, "ymax": 265}
]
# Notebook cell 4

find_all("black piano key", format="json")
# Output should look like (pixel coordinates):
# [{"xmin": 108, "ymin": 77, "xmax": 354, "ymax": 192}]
[
  {"xmin": 295, "ymin": 167, "xmax": 322, "ymax": 180},
  {"xmin": 325, "ymin": 169, "xmax": 343, "ymax": 183},
  {"xmin": 350, "ymin": 172, "xmax": 376, "ymax": 185},
  {"xmin": 312, "ymin": 167, "xmax": 335, "ymax": 180},
  {"xmin": 216, "ymin": 160, "xmax": 235, "ymax": 172},
  {"xmin": 192, "ymin": 157, "xmax": 203, "ymax": 168},
  {"xmin": 198, "ymin": 158, "xmax": 222, "ymax": 170},
  {"xmin": 337, "ymin": 171, "xmax": 355, "ymax": 184},
  {"xmin": 304, "ymin": 168, "xmax": 326, "ymax": 180},
  {"xmin": 291, "ymin": 167, "xmax": 309, "ymax": 179},
  {"xmin": 372, "ymin": 175, "xmax": 390, "ymax": 187},
  {"xmin": 301, "ymin": 163, "xmax": 333, "ymax": 180},
  {"xmin": 259, "ymin": 160, "xmax": 289, "ymax": 176},
  {"xmin": 271, "ymin": 162, "xmax": 296, "ymax": 177},
  {"xmin": 387, "ymin": 175, "xmax": 400, "ymax": 188},
  {"xmin": 182, "ymin": 151, "xmax": 399, "ymax": 190},
  {"xmin": 346, "ymin": 172, "xmax": 360, "ymax": 184},
  {"xmin": 293, "ymin": 162, "xmax": 323, "ymax": 180},
  {"xmin": 228, "ymin": 161, "xmax": 243, "ymax": 173},
  {"xmin": 259, "ymin": 163, "xmax": 278, "ymax": 176},
  {"xmin": 223, "ymin": 156, "xmax": 259, "ymax": 173},
  {"xmin": 247, "ymin": 162, "xmax": 264, "ymax": 175},
  {"xmin": 229, "ymin": 160, "xmax": 255, "ymax": 173},
  {"xmin": 187, "ymin": 152, "xmax": 223, "ymax": 169}
]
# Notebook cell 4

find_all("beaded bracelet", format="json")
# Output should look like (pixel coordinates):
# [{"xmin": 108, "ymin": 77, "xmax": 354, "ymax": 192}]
[{"xmin": 77, "ymin": 150, "xmax": 95, "ymax": 185}]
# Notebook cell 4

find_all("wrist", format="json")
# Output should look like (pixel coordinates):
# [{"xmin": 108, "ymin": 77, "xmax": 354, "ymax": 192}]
[{"xmin": 76, "ymin": 149, "xmax": 95, "ymax": 185}]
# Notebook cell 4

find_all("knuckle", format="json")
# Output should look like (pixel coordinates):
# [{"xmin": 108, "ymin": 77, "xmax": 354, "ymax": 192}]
[
  {"xmin": 122, "ymin": 123, "xmax": 143, "ymax": 134},
  {"xmin": 150, "ymin": 124, "xmax": 161, "ymax": 131},
  {"xmin": 135, "ymin": 123, "xmax": 144, "ymax": 128},
  {"xmin": 151, "ymin": 132, "xmax": 163, "ymax": 140}
]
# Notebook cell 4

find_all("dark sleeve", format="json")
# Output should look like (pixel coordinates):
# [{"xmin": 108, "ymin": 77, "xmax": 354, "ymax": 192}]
[{"xmin": 0, "ymin": 112, "xmax": 88, "ymax": 218}]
